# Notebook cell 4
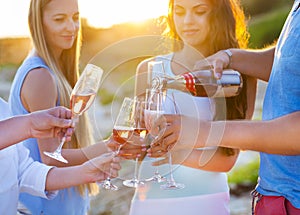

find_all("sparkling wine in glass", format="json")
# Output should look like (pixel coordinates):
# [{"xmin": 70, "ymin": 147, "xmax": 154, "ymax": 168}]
[
  {"xmin": 43, "ymin": 64, "xmax": 103, "ymax": 163},
  {"xmin": 144, "ymin": 88, "xmax": 166, "ymax": 183},
  {"xmin": 101, "ymin": 97, "xmax": 136, "ymax": 190},
  {"xmin": 160, "ymin": 92, "xmax": 185, "ymax": 190},
  {"xmin": 123, "ymin": 100, "xmax": 149, "ymax": 188}
]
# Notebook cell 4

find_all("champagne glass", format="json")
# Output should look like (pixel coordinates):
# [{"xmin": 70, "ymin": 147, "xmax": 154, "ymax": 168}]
[
  {"xmin": 123, "ymin": 99, "xmax": 149, "ymax": 188},
  {"xmin": 44, "ymin": 64, "xmax": 103, "ymax": 163},
  {"xmin": 160, "ymin": 92, "xmax": 185, "ymax": 190},
  {"xmin": 101, "ymin": 97, "xmax": 136, "ymax": 190},
  {"xmin": 147, "ymin": 60, "xmax": 166, "ymax": 88},
  {"xmin": 144, "ymin": 88, "xmax": 166, "ymax": 183}
]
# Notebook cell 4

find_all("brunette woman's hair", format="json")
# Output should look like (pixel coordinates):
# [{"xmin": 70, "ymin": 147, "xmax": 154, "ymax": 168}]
[
  {"xmin": 163, "ymin": 0, "xmax": 250, "ymax": 155},
  {"xmin": 164, "ymin": 0, "xmax": 249, "ymax": 120}
]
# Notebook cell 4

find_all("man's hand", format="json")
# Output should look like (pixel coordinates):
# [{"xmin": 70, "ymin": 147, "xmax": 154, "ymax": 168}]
[{"xmin": 28, "ymin": 106, "xmax": 74, "ymax": 141}]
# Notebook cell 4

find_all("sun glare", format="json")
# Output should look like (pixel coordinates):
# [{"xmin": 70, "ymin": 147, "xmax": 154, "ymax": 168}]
[
  {"xmin": 79, "ymin": 0, "xmax": 169, "ymax": 28},
  {"xmin": 0, "ymin": 0, "xmax": 169, "ymax": 38}
]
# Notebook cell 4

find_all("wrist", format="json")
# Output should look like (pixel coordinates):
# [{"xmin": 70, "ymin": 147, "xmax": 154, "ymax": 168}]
[
  {"xmin": 223, "ymin": 49, "xmax": 233, "ymax": 69},
  {"xmin": 19, "ymin": 114, "xmax": 32, "ymax": 139}
]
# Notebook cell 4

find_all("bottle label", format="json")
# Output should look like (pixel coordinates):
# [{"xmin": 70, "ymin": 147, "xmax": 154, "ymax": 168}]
[{"xmin": 182, "ymin": 73, "xmax": 196, "ymax": 96}]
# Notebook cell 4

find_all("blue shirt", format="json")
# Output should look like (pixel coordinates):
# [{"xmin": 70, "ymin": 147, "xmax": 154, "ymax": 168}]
[
  {"xmin": 258, "ymin": 0, "xmax": 300, "ymax": 208},
  {"xmin": 8, "ymin": 56, "xmax": 90, "ymax": 215}
]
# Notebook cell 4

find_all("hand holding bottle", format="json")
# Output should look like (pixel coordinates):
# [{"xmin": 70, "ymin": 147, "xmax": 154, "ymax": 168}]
[{"xmin": 193, "ymin": 49, "xmax": 233, "ymax": 79}]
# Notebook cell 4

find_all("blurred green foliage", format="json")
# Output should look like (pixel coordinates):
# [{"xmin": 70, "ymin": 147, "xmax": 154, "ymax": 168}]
[
  {"xmin": 228, "ymin": 159, "xmax": 260, "ymax": 185},
  {"xmin": 241, "ymin": 0, "xmax": 293, "ymax": 16},
  {"xmin": 248, "ymin": 6, "xmax": 291, "ymax": 48}
]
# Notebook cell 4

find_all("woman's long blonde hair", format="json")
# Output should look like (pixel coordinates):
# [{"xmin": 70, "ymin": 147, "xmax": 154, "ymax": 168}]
[{"xmin": 28, "ymin": 0, "xmax": 98, "ymax": 195}]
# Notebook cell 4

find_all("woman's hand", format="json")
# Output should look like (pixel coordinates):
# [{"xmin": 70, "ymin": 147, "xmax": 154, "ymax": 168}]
[
  {"xmin": 107, "ymin": 132, "xmax": 149, "ymax": 161},
  {"xmin": 82, "ymin": 152, "xmax": 121, "ymax": 183}
]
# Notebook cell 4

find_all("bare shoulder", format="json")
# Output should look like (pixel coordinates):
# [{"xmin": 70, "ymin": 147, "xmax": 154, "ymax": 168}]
[{"xmin": 21, "ymin": 67, "xmax": 58, "ymax": 111}]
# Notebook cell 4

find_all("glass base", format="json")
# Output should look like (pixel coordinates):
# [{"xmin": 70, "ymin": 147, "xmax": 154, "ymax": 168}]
[
  {"xmin": 43, "ymin": 151, "xmax": 68, "ymax": 163},
  {"xmin": 160, "ymin": 181, "xmax": 185, "ymax": 190},
  {"xmin": 145, "ymin": 173, "xmax": 166, "ymax": 183},
  {"xmin": 99, "ymin": 179, "xmax": 119, "ymax": 191},
  {"xmin": 123, "ymin": 178, "xmax": 144, "ymax": 188}
]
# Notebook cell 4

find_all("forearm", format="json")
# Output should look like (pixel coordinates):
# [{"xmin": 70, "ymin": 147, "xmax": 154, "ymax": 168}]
[
  {"xmin": 205, "ymin": 112, "xmax": 300, "ymax": 155},
  {"xmin": 73, "ymin": 139, "xmax": 110, "ymax": 161},
  {"xmin": 0, "ymin": 115, "xmax": 31, "ymax": 149},
  {"xmin": 45, "ymin": 166, "xmax": 89, "ymax": 191},
  {"xmin": 42, "ymin": 139, "xmax": 110, "ymax": 167},
  {"xmin": 182, "ymin": 148, "xmax": 239, "ymax": 172},
  {"xmin": 229, "ymin": 47, "xmax": 275, "ymax": 81}
]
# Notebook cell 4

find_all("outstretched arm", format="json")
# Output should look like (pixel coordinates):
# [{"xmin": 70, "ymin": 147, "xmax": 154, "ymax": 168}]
[
  {"xmin": 0, "ymin": 106, "xmax": 73, "ymax": 150},
  {"xmin": 194, "ymin": 47, "xmax": 275, "ymax": 82},
  {"xmin": 45, "ymin": 152, "xmax": 121, "ymax": 191},
  {"xmin": 180, "ymin": 112, "xmax": 300, "ymax": 155}
]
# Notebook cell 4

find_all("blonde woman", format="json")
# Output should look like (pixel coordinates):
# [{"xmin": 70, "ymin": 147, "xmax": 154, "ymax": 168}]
[{"xmin": 9, "ymin": 0, "xmax": 111, "ymax": 214}]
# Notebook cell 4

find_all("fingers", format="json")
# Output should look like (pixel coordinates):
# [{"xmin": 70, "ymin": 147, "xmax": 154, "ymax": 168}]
[
  {"xmin": 193, "ymin": 58, "xmax": 212, "ymax": 71},
  {"xmin": 119, "ymin": 147, "xmax": 147, "ymax": 160},
  {"xmin": 46, "ymin": 106, "xmax": 73, "ymax": 130},
  {"xmin": 152, "ymin": 157, "xmax": 168, "ymax": 166},
  {"xmin": 194, "ymin": 50, "xmax": 230, "ymax": 79},
  {"xmin": 148, "ymin": 139, "xmax": 170, "ymax": 157},
  {"xmin": 110, "ymin": 157, "xmax": 121, "ymax": 178},
  {"xmin": 56, "ymin": 106, "xmax": 72, "ymax": 119},
  {"xmin": 90, "ymin": 153, "xmax": 121, "ymax": 180}
]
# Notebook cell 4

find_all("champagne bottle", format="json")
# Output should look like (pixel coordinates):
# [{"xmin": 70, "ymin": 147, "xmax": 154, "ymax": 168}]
[{"xmin": 152, "ymin": 69, "xmax": 243, "ymax": 97}]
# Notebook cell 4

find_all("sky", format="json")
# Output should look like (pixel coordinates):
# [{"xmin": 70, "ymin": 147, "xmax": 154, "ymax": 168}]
[{"xmin": 0, "ymin": 0, "xmax": 169, "ymax": 38}]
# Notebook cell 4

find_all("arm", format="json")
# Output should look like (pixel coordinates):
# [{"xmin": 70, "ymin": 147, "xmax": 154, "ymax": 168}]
[
  {"xmin": 152, "ymin": 148, "xmax": 238, "ymax": 172},
  {"xmin": 17, "ymin": 143, "xmax": 120, "ymax": 193},
  {"xmin": 189, "ymin": 111, "xmax": 300, "ymax": 155},
  {"xmin": 0, "ymin": 107, "xmax": 73, "ymax": 150},
  {"xmin": 195, "ymin": 47, "xmax": 275, "ymax": 82},
  {"xmin": 45, "ymin": 153, "xmax": 120, "ymax": 191}
]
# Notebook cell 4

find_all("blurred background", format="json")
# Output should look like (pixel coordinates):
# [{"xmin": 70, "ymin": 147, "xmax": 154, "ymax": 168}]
[{"xmin": 0, "ymin": 0, "xmax": 294, "ymax": 214}]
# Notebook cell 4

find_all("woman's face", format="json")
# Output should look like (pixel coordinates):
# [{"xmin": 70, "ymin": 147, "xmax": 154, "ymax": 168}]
[
  {"xmin": 173, "ymin": 0, "xmax": 211, "ymax": 49},
  {"xmin": 42, "ymin": 0, "xmax": 80, "ymax": 55}
]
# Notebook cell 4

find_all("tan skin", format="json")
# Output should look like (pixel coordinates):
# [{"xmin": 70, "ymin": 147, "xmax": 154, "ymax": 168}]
[
  {"xmin": 0, "ymin": 106, "xmax": 73, "ymax": 150},
  {"xmin": 21, "ymin": 0, "xmax": 113, "ymax": 167},
  {"xmin": 46, "ymin": 153, "xmax": 120, "ymax": 191}
]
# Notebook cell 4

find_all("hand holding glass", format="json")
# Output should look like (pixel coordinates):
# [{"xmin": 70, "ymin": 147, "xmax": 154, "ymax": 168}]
[
  {"xmin": 100, "ymin": 97, "xmax": 136, "ymax": 190},
  {"xmin": 122, "ymin": 99, "xmax": 149, "ymax": 188},
  {"xmin": 160, "ymin": 92, "xmax": 185, "ymax": 190},
  {"xmin": 144, "ymin": 88, "xmax": 166, "ymax": 183},
  {"xmin": 44, "ymin": 64, "xmax": 103, "ymax": 163}
]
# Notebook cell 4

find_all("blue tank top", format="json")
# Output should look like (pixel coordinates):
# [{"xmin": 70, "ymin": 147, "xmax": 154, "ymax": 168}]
[
  {"xmin": 258, "ymin": 0, "xmax": 300, "ymax": 208},
  {"xmin": 8, "ymin": 56, "xmax": 90, "ymax": 215}
]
